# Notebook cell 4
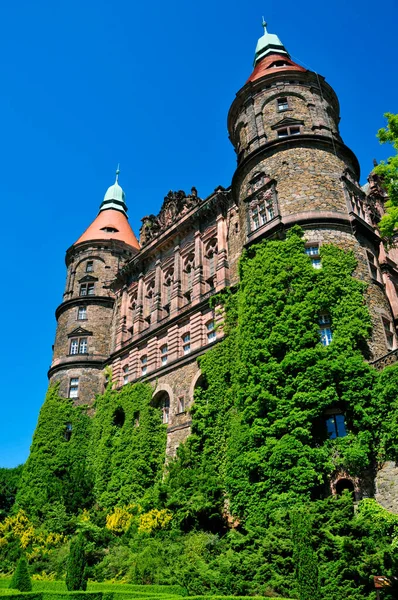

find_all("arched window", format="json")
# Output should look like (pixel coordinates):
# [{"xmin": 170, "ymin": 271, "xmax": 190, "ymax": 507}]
[
  {"xmin": 205, "ymin": 240, "xmax": 218, "ymax": 291},
  {"xmin": 152, "ymin": 391, "xmax": 170, "ymax": 424},
  {"xmin": 113, "ymin": 407, "xmax": 125, "ymax": 427},
  {"xmin": 184, "ymin": 254, "xmax": 195, "ymax": 302}
]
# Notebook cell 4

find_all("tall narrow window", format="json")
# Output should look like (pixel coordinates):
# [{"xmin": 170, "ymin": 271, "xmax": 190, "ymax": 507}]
[
  {"xmin": 319, "ymin": 314, "xmax": 332, "ymax": 346},
  {"xmin": 122, "ymin": 365, "xmax": 129, "ymax": 385},
  {"xmin": 177, "ymin": 396, "xmax": 185, "ymax": 414},
  {"xmin": 69, "ymin": 378, "xmax": 79, "ymax": 399},
  {"xmin": 160, "ymin": 345, "xmax": 168, "ymax": 366},
  {"xmin": 86, "ymin": 261, "xmax": 94, "ymax": 273},
  {"xmin": 79, "ymin": 338, "xmax": 88, "ymax": 354},
  {"xmin": 70, "ymin": 339, "xmax": 79, "ymax": 355},
  {"xmin": 77, "ymin": 306, "xmax": 87, "ymax": 320},
  {"xmin": 206, "ymin": 320, "xmax": 216, "ymax": 343},
  {"xmin": 367, "ymin": 252, "xmax": 381, "ymax": 282},
  {"xmin": 182, "ymin": 333, "xmax": 191, "ymax": 355},
  {"xmin": 64, "ymin": 422, "xmax": 73, "ymax": 441},
  {"xmin": 305, "ymin": 245, "xmax": 321, "ymax": 269},
  {"xmin": 277, "ymin": 97, "xmax": 289, "ymax": 112},
  {"xmin": 382, "ymin": 317, "xmax": 395, "ymax": 350},
  {"xmin": 141, "ymin": 355, "xmax": 148, "ymax": 376}
]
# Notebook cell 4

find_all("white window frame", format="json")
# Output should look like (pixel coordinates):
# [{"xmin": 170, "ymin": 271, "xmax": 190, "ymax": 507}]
[
  {"xmin": 141, "ymin": 355, "xmax": 148, "ymax": 376},
  {"xmin": 206, "ymin": 320, "xmax": 216, "ymax": 343},
  {"xmin": 160, "ymin": 344, "xmax": 168, "ymax": 366},
  {"xmin": 182, "ymin": 332, "xmax": 191, "ymax": 355},
  {"xmin": 77, "ymin": 306, "xmax": 87, "ymax": 320},
  {"xmin": 69, "ymin": 378, "xmax": 79, "ymax": 399}
]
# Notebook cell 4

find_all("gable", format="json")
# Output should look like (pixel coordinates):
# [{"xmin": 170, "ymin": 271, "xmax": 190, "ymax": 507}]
[
  {"xmin": 68, "ymin": 327, "xmax": 93, "ymax": 338},
  {"xmin": 271, "ymin": 116, "xmax": 304, "ymax": 130}
]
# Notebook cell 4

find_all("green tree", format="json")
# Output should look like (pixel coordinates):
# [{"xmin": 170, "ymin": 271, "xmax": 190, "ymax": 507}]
[
  {"xmin": 374, "ymin": 113, "xmax": 398, "ymax": 240},
  {"xmin": 0, "ymin": 465, "xmax": 23, "ymax": 519},
  {"xmin": 9, "ymin": 556, "xmax": 32, "ymax": 592},
  {"xmin": 291, "ymin": 510, "xmax": 320, "ymax": 600},
  {"xmin": 65, "ymin": 534, "xmax": 87, "ymax": 591}
]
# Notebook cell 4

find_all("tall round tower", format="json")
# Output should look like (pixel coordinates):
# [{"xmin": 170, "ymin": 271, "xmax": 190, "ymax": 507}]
[
  {"xmin": 228, "ymin": 22, "xmax": 396, "ymax": 359},
  {"xmin": 49, "ymin": 171, "xmax": 140, "ymax": 404}
]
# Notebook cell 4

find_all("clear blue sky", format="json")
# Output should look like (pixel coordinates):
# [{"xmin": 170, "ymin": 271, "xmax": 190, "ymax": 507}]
[{"xmin": 0, "ymin": 0, "xmax": 396, "ymax": 468}]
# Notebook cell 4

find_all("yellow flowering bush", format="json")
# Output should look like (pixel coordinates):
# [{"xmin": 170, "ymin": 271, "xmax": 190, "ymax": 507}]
[
  {"xmin": 138, "ymin": 509, "xmax": 172, "ymax": 534},
  {"xmin": 105, "ymin": 504, "xmax": 141, "ymax": 533}
]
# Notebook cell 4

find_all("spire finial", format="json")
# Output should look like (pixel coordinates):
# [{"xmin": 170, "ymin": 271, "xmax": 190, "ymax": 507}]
[
  {"xmin": 115, "ymin": 164, "xmax": 120, "ymax": 184},
  {"xmin": 262, "ymin": 17, "xmax": 267, "ymax": 33}
]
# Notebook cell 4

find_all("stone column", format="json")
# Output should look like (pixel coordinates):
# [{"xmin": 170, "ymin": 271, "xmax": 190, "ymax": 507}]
[
  {"xmin": 216, "ymin": 215, "xmax": 229, "ymax": 290},
  {"xmin": 193, "ymin": 231, "xmax": 204, "ymax": 304},
  {"xmin": 152, "ymin": 260, "xmax": 163, "ymax": 323},
  {"xmin": 171, "ymin": 245, "xmax": 183, "ymax": 314},
  {"xmin": 134, "ymin": 274, "xmax": 145, "ymax": 334}
]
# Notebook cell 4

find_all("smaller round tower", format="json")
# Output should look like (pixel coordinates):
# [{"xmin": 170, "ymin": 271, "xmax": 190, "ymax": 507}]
[{"xmin": 49, "ymin": 171, "xmax": 140, "ymax": 404}]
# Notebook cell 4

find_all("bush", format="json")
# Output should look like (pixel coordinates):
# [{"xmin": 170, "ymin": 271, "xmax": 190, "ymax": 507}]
[
  {"xmin": 65, "ymin": 536, "xmax": 87, "ymax": 591},
  {"xmin": 9, "ymin": 556, "xmax": 32, "ymax": 592}
]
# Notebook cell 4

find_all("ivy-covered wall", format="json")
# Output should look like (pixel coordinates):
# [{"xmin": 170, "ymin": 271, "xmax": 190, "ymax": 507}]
[{"xmin": 8, "ymin": 229, "xmax": 398, "ymax": 599}]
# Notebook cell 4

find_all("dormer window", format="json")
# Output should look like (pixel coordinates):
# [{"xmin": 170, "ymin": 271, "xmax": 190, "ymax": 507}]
[
  {"xmin": 277, "ymin": 126, "xmax": 301, "ymax": 138},
  {"xmin": 269, "ymin": 60, "xmax": 290, "ymax": 68},
  {"xmin": 101, "ymin": 227, "xmax": 119, "ymax": 233},
  {"xmin": 277, "ymin": 97, "xmax": 289, "ymax": 112}
]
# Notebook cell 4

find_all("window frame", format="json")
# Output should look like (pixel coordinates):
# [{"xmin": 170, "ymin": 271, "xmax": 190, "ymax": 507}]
[
  {"xmin": 160, "ymin": 344, "xmax": 168, "ymax": 366},
  {"xmin": 206, "ymin": 320, "xmax": 216, "ymax": 343},
  {"xmin": 182, "ymin": 332, "xmax": 191, "ymax": 355},
  {"xmin": 140, "ymin": 355, "xmax": 148, "ymax": 376},
  {"xmin": 86, "ymin": 261, "xmax": 94, "ymax": 273},
  {"xmin": 69, "ymin": 378, "xmax": 79, "ymax": 399},
  {"xmin": 277, "ymin": 125, "xmax": 301, "ymax": 138},
  {"xmin": 319, "ymin": 314, "xmax": 332, "ymax": 346},
  {"xmin": 305, "ymin": 244, "xmax": 322, "ymax": 269},
  {"xmin": 77, "ymin": 306, "xmax": 87, "ymax": 320},
  {"xmin": 382, "ymin": 316, "xmax": 395, "ymax": 351},
  {"xmin": 277, "ymin": 97, "xmax": 289, "ymax": 112}
]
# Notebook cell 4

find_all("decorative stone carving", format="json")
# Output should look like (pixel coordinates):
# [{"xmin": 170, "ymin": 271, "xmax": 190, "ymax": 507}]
[{"xmin": 139, "ymin": 189, "xmax": 201, "ymax": 246}]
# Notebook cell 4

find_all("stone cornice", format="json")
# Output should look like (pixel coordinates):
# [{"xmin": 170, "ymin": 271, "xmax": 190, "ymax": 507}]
[
  {"xmin": 55, "ymin": 296, "xmax": 114, "ymax": 320},
  {"xmin": 65, "ymin": 238, "xmax": 137, "ymax": 267},
  {"xmin": 231, "ymin": 135, "xmax": 361, "ymax": 186},
  {"xmin": 48, "ymin": 353, "xmax": 108, "ymax": 378}
]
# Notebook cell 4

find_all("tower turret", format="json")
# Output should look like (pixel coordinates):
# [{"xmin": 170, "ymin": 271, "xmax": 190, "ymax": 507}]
[
  {"xmin": 49, "ymin": 171, "xmax": 140, "ymax": 404},
  {"xmin": 228, "ymin": 22, "xmax": 396, "ymax": 360}
]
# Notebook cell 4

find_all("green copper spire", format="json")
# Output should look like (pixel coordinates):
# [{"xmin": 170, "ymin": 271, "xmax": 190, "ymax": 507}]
[
  {"xmin": 253, "ymin": 19, "xmax": 289, "ymax": 66},
  {"xmin": 100, "ymin": 166, "xmax": 128, "ymax": 215}
]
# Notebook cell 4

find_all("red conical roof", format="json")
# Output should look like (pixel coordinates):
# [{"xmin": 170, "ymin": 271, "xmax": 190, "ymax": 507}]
[
  {"xmin": 246, "ymin": 54, "xmax": 306, "ymax": 84},
  {"xmin": 74, "ymin": 208, "xmax": 140, "ymax": 250}
]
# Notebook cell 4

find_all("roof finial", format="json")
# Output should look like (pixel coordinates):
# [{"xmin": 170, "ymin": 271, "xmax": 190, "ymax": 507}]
[
  {"xmin": 115, "ymin": 164, "xmax": 120, "ymax": 184},
  {"xmin": 262, "ymin": 17, "xmax": 267, "ymax": 33}
]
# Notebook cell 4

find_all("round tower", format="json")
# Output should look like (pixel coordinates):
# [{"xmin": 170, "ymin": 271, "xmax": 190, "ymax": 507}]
[
  {"xmin": 49, "ymin": 171, "xmax": 140, "ymax": 404},
  {"xmin": 228, "ymin": 22, "xmax": 396, "ymax": 359}
]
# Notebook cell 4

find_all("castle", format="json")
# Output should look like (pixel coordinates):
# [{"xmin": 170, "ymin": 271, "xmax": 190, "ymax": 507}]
[{"xmin": 48, "ymin": 23, "xmax": 398, "ymax": 459}]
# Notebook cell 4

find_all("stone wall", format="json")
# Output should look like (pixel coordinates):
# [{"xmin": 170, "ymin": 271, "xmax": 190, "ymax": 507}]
[
  {"xmin": 51, "ymin": 365, "xmax": 104, "ymax": 407},
  {"xmin": 375, "ymin": 461, "xmax": 398, "ymax": 514}
]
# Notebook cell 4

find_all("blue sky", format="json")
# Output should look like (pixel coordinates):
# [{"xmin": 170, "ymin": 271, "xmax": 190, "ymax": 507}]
[{"xmin": 0, "ymin": 0, "xmax": 396, "ymax": 468}]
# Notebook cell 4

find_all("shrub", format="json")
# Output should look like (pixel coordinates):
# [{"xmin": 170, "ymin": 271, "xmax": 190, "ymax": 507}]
[
  {"xmin": 9, "ymin": 556, "xmax": 32, "ymax": 592},
  {"xmin": 65, "ymin": 535, "xmax": 87, "ymax": 591}
]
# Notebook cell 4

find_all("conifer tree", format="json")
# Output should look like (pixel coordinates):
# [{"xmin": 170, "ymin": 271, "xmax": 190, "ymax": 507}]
[
  {"xmin": 9, "ymin": 556, "xmax": 32, "ymax": 592},
  {"xmin": 291, "ymin": 510, "xmax": 320, "ymax": 600},
  {"xmin": 65, "ymin": 534, "xmax": 87, "ymax": 591}
]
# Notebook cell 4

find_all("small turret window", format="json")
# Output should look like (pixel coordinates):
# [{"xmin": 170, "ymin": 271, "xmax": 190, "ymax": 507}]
[
  {"xmin": 277, "ymin": 97, "xmax": 289, "ymax": 112},
  {"xmin": 86, "ymin": 261, "xmax": 94, "ymax": 273},
  {"xmin": 305, "ymin": 245, "xmax": 321, "ymax": 269},
  {"xmin": 277, "ymin": 126, "xmax": 301, "ymax": 138},
  {"xmin": 69, "ymin": 378, "xmax": 79, "ymax": 399},
  {"xmin": 326, "ymin": 412, "xmax": 347, "ymax": 439},
  {"xmin": 319, "ymin": 315, "xmax": 332, "ymax": 346},
  {"xmin": 269, "ymin": 60, "xmax": 290, "ymax": 68},
  {"xmin": 77, "ymin": 306, "xmax": 87, "ymax": 320},
  {"xmin": 80, "ymin": 283, "xmax": 95, "ymax": 296},
  {"xmin": 101, "ymin": 226, "xmax": 119, "ymax": 233}
]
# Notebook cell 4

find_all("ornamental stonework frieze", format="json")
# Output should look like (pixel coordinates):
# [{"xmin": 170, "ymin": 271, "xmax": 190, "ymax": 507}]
[{"xmin": 140, "ymin": 188, "xmax": 201, "ymax": 246}]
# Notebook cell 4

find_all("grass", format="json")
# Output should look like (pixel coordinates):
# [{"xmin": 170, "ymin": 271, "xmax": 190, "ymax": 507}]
[{"xmin": 0, "ymin": 579, "xmax": 293, "ymax": 600}]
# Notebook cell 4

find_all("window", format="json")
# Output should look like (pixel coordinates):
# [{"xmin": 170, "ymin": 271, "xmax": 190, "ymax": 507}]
[
  {"xmin": 122, "ymin": 365, "xmax": 129, "ymax": 385},
  {"xmin": 270, "ymin": 60, "xmax": 290, "ymax": 68},
  {"xmin": 382, "ymin": 317, "xmax": 395, "ymax": 350},
  {"xmin": 69, "ymin": 378, "xmax": 79, "ymax": 399},
  {"xmin": 100, "ymin": 226, "xmax": 119, "ymax": 233},
  {"xmin": 305, "ymin": 245, "xmax": 321, "ymax": 269},
  {"xmin": 80, "ymin": 283, "xmax": 94, "ymax": 296},
  {"xmin": 367, "ymin": 252, "xmax": 381, "ymax": 282},
  {"xmin": 141, "ymin": 355, "xmax": 148, "ymax": 376},
  {"xmin": 250, "ymin": 196, "xmax": 274, "ymax": 231},
  {"xmin": 79, "ymin": 338, "xmax": 88, "ymax": 354},
  {"xmin": 86, "ymin": 261, "xmax": 94, "ymax": 273},
  {"xmin": 133, "ymin": 411, "xmax": 140, "ymax": 427},
  {"xmin": 70, "ymin": 339, "xmax": 78, "ymax": 355},
  {"xmin": 163, "ymin": 400, "xmax": 170, "ymax": 424},
  {"xmin": 277, "ymin": 126, "xmax": 301, "ymax": 138},
  {"xmin": 319, "ymin": 315, "xmax": 332, "ymax": 346},
  {"xmin": 182, "ymin": 333, "xmax": 191, "ymax": 355},
  {"xmin": 277, "ymin": 97, "xmax": 289, "ymax": 112},
  {"xmin": 64, "ymin": 422, "xmax": 73, "ymax": 441},
  {"xmin": 349, "ymin": 193, "xmax": 366, "ymax": 221},
  {"xmin": 326, "ymin": 413, "xmax": 347, "ymax": 439},
  {"xmin": 160, "ymin": 344, "xmax": 168, "ymax": 366},
  {"xmin": 77, "ymin": 306, "xmax": 87, "ymax": 320},
  {"xmin": 206, "ymin": 320, "xmax": 216, "ymax": 343},
  {"xmin": 177, "ymin": 396, "xmax": 185, "ymax": 414}
]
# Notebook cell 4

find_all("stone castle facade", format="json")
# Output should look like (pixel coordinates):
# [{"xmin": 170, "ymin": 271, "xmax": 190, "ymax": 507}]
[{"xmin": 49, "ymin": 23, "xmax": 398, "ymax": 460}]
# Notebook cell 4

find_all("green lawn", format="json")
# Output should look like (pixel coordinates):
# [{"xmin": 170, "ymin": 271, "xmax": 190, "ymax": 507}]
[{"xmin": 0, "ymin": 579, "xmax": 293, "ymax": 600}]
